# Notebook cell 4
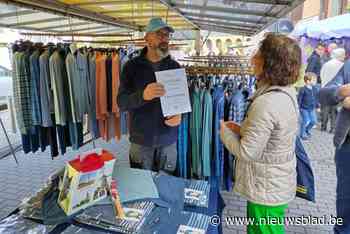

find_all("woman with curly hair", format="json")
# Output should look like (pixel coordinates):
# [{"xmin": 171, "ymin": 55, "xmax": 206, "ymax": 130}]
[{"xmin": 220, "ymin": 33, "xmax": 302, "ymax": 234}]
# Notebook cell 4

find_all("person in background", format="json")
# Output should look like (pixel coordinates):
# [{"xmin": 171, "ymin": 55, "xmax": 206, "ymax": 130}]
[
  {"xmin": 319, "ymin": 58, "xmax": 350, "ymax": 234},
  {"xmin": 220, "ymin": 34, "xmax": 301, "ymax": 234},
  {"xmin": 323, "ymin": 42, "xmax": 338, "ymax": 63},
  {"xmin": 320, "ymin": 48, "xmax": 346, "ymax": 133},
  {"xmin": 117, "ymin": 17, "xmax": 181, "ymax": 174},
  {"xmin": 306, "ymin": 43, "xmax": 325, "ymax": 85},
  {"xmin": 298, "ymin": 72, "xmax": 319, "ymax": 140}
]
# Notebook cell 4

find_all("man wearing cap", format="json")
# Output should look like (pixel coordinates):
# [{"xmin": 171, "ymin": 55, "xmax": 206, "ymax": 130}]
[{"xmin": 117, "ymin": 18, "xmax": 181, "ymax": 174}]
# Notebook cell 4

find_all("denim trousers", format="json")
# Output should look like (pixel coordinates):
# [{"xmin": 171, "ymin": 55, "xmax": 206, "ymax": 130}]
[
  {"xmin": 321, "ymin": 104, "xmax": 338, "ymax": 131},
  {"xmin": 334, "ymin": 140, "xmax": 350, "ymax": 234},
  {"xmin": 300, "ymin": 108, "xmax": 317, "ymax": 137}
]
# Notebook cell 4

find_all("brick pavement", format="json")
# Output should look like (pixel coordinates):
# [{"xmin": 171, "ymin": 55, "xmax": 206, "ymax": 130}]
[{"xmin": 0, "ymin": 113, "xmax": 337, "ymax": 234}]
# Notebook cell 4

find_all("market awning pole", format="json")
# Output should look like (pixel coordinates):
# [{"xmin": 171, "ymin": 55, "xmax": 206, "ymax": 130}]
[
  {"xmin": 195, "ymin": 30, "xmax": 201, "ymax": 56},
  {"xmin": 0, "ymin": 118, "xmax": 18, "ymax": 165}
]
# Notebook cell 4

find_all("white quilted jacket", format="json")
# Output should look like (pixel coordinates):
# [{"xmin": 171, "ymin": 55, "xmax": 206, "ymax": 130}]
[{"xmin": 221, "ymin": 84, "xmax": 299, "ymax": 206}]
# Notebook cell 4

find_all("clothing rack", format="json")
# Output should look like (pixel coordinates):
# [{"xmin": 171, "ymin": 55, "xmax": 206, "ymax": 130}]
[
  {"xmin": 185, "ymin": 55, "xmax": 250, "ymax": 60},
  {"xmin": 20, "ymin": 32, "xmax": 133, "ymax": 37},
  {"xmin": 62, "ymin": 39, "xmax": 188, "ymax": 49},
  {"xmin": 179, "ymin": 59, "xmax": 251, "ymax": 67},
  {"xmin": 180, "ymin": 55, "xmax": 251, "ymax": 68},
  {"xmin": 10, "ymin": 40, "xmax": 131, "ymax": 159},
  {"xmin": 63, "ymin": 39, "xmax": 144, "ymax": 44},
  {"xmin": 185, "ymin": 66, "xmax": 253, "ymax": 75},
  {"xmin": 178, "ymin": 66, "xmax": 256, "ymax": 182}
]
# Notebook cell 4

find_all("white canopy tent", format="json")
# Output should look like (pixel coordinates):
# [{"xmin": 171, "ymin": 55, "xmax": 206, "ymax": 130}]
[{"xmin": 291, "ymin": 13, "xmax": 350, "ymax": 40}]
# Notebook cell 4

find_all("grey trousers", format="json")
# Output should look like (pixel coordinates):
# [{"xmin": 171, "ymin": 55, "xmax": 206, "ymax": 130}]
[
  {"xmin": 129, "ymin": 143, "xmax": 177, "ymax": 174},
  {"xmin": 321, "ymin": 104, "xmax": 338, "ymax": 131}
]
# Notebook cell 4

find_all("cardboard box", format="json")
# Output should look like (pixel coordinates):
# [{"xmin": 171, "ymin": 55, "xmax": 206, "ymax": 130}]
[{"xmin": 58, "ymin": 149, "xmax": 116, "ymax": 216}]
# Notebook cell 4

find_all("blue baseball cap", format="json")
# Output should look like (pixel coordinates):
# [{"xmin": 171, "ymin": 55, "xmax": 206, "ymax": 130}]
[{"xmin": 145, "ymin": 17, "xmax": 174, "ymax": 33}]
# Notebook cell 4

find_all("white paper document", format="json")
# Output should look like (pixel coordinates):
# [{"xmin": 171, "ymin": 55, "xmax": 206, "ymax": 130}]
[{"xmin": 155, "ymin": 68, "xmax": 192, "ymax": 117}]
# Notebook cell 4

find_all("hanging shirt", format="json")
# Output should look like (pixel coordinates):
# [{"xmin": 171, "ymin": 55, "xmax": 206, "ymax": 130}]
[
  {"xmin": 111, "ymin": 52, "xmax": 121, "ymax": 140},
  {"xmin": 77, "ymin": 51, "xmax": 90, "ymax": 115},
  {"xmin": 65, "ymin": 51, "xmax": 81, "ymax": 123},
  {"xmin": 39, "ymin": 49, "xmax": 54, "ymax": 127},
  {"xmin": 88, "ymin": 51, "xmax": 99, "ymax": 139},
  {"xmin": 12, "ymin": 52, "xmax": 32, "ymax": 135},
  {"xmin": 228, "ymin": 89, "xmax": 247, "ymax": 123},
  {"xmin": 29, "ymin": 50, "xmax": 42, "ymax": 126},
  {"xmin": 49, "ymin": 50, "xmax": 69, "ymax": 126},
  {"xmin": 95, "ymin": 52, "xmax": 108, "ymax": 140},
  {"xmin": 105, "ymin": 55, "xmax": 113, "ymax": 113}
]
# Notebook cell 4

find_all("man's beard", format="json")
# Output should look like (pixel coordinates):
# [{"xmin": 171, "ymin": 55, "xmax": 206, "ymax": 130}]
[{"xmin": 156, "ymin": 43, "xmax": 169, "ymax": 59}]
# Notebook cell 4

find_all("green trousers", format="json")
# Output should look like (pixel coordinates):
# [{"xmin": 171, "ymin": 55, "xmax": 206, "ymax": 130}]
[{"xmin": 247, "ymin": 201, "xmax": 288, "ymax": 234}]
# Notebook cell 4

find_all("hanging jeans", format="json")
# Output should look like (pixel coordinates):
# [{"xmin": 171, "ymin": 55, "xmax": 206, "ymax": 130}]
[
  {"xmin": 68, "ymin": 122, "xmax": 83, "ymax": 150},
  {"xmin": 48, "ymin": 126, "xmax": 59, "ymax": 158},
  {"xmin": 21, "ymin": 126, "xmax": 40, "ymax": 154},
  {"xmin": 300, "ymin": 108, "xmax": 317, "ymax": 138},
  {"xmin": 223, "ymin": 93, "xmax": 238, "ymax": 191},
  {"xmin": 38, "ymin": 126, "xmax": 49, "ymax": 152},
  {"xmin": 21, "ymin": 135, "xmax": 31, "ymax": 154},
  {"xmin": 190, "ymin": 89, "xmax": 203, "ymax": 178},
  {"xmin": 177, "ymin": 113, "xmax": 189, "ymax": 178},
  {"xmin": 201, "ymin": 90, "xmax": 213, "ymax": 178},
  {"xmin": 48, "ymin": 114, "xmax": 59, "ymax": 158},
  {"xmin": 56, "ymin": 125, "xmax": 71, "ymax": 155},
  {"xmin": 212, "ymin": 88, "xmax": 225, "ymax": 187},
  {"xmin": 334, "ymin": 139, "xmax": 350, "ymax": 234},
  {"xmin": 129, "ymin": 143, "xmax": 177, "ymax": 175}
]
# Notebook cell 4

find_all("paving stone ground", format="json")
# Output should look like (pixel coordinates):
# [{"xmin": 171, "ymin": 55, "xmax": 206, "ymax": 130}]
[{"xmin": 0, "ymin": 109, "xmax": 338, "ymax": 233}]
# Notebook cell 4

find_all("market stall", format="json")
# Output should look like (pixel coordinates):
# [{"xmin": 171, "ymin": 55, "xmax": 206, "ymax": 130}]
[
  {"xmin": 0, "ymin": 1, "xmax": 305, "ymax": 234},
  {"xmin": 0, "ymin": 150, "xmax": 225, "ymax": 234},
  {"xmin": 290, "ymin": 13, "xmax": 350, "ymax": 87}
]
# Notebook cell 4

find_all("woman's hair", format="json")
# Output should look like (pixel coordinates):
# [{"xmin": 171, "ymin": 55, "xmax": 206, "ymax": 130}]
[
  {"xmin": 259, "ymin": 33, "xmax": 302, "ymax": 86},
  {"xmin": 304, "ymin": 72, "xmax": 317, "ymax": 83}
]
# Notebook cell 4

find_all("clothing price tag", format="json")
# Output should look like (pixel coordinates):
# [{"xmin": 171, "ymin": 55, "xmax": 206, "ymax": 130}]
[{"xmin": 155, "ymin": 68, "xmax": 192, "ymax": 117}]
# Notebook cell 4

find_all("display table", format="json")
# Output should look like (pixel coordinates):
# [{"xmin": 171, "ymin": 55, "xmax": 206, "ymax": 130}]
[{"xmin": 0, "ymin": 168, "xmax": 225, "ymax": 234}]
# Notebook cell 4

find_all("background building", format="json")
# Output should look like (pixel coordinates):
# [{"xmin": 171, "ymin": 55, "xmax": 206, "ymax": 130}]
[{"xmin": 290, "ymin": 0, "xmax": 350, "ymax": 24}]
